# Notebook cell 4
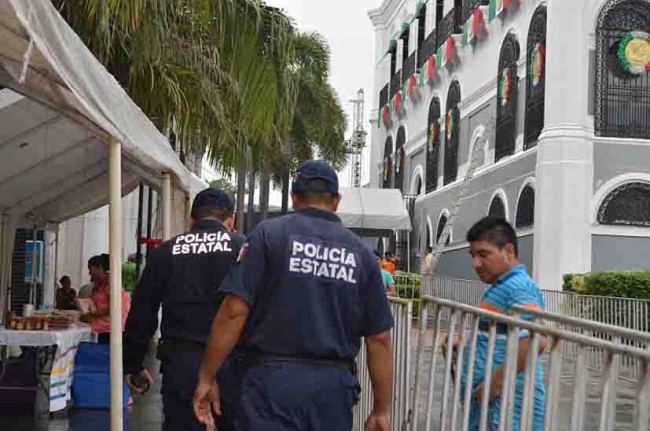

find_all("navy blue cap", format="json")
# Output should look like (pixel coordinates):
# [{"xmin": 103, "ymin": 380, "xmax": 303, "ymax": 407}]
[
  {"xmin": 191, "ymin": 188, "xmax": 235, "ymax": 217},
  {"xmin": 291, "ymin": 160, "xmax": 339, "ymax": 195}
]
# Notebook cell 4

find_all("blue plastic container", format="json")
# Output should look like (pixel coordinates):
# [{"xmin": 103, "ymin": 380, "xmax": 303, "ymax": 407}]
[{"xmin": 72, "ymin": 342, "xmax": 130, "ymax": 409}]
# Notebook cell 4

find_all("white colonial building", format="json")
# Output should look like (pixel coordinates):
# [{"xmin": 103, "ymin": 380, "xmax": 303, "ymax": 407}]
[{"xmin": 368, "ymin": 0, "xmax": 650, "ymax": 289}]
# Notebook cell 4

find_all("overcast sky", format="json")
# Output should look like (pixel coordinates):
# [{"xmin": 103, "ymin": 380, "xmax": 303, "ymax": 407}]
[{"xmin": 265, "ymin": 0, "xmax": 379, "ymax": 190}]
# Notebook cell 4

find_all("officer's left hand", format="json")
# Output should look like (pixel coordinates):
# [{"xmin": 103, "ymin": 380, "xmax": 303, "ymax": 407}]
[{"xmin": 193, "ymin": 378, "xmax": 220, "ymax": 429}]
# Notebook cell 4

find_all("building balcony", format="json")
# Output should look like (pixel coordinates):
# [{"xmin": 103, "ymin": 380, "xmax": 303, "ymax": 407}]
[
  {"xmin": 436, "ymin": 8, "xmax": 462, "ymax": 49},
  {"xmin": 403, "ymin": 52, "xmax": 417, "ymax": 83},
  {"xmin": 379, "ymin": 84, "xmax": 389, "ymax": 109},
  {"xmin": 418, "ymin": 31, "xmax": 437, "ymax": 69},
  {"xmin": 390, "ymin": 70, "xmax": 402, "ymax": 98}
]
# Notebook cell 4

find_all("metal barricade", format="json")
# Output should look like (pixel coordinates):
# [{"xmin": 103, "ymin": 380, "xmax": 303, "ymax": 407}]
[
  {"xmin": 410, "ymin": 296, "xmax": 650, "ymax": 431},
  {"xmin": 353, "ymin": 297, "xmax": 413, "ymax": 431}
]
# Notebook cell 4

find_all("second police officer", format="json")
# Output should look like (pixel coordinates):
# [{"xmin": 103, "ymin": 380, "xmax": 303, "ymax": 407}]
[
  {"xmin": 193, "ymin": 160, "xmax": 395, "ymax": 431},
  {"xmin": 122, "ymin": 188, "xmax": 244, "ymax": 431}
]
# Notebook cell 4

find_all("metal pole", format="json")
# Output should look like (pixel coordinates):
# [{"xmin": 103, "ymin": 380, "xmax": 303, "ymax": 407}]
[
  {"xmin": 108, "ymin": 139, "xmax": 123, "ymax": 431},
  {"xmin": 135, "ymin": 183, "xmax": 144, "ymax": 278},
  {"xmin": 162, "ymin": 173, "xmax": 172, "ymax": 241},
  {"xmin": 146, "ymin": 186, "xmax": 153, "ymax": 259},
  {"xmin": 31, "ymin": 226, "xmax": 37, "ymax": 304}
]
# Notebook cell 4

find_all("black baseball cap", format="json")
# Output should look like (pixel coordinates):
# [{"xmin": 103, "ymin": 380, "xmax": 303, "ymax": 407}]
[
  {"xmin": 191, "ymin": 188, "xmax": 235, "ymax": 218},
  {"xmin": 291, "ymin": 160, "xmax": 339, "ymax": 195}
]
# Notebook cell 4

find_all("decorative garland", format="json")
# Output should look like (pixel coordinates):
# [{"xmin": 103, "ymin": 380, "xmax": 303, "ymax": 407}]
[
  {"xmin": 489, "ymin": 0, "xmax": 516, "ymax": 21},
  {"xmin": 406, "ymin": 74, "xmax": 418, "ymax": 98},
  {"xmin": 392, "ymin": 91, "xmax": 403, "ymax": 115},
  {"xmin": 500, "ymin": 68, "xmax": 512, "ymax": 106},
  {"xmin": 617, "ymin": 31, "xmax": 650, "ymax": 75},
  {"xmin": 428, "ymin": 123, "xmax": 438, "ymax": 151},
  {"xmin": 529, "ymin": 43, "xmax": 545, "ymax": 87},
  {"xmin": 445, "ymin": 110, "xmax": 457, "ymax": 141},
  {"xmin": 396, "ymin": 147, "xmax": 404, "ymax": 173},
  {"xmin": 383, "ymin": 157, "xmax": 391, "ymax": 181},
  {"xmin": 381, "ymin": 104, "xmax": 391, "ymax": 127},
  {"xmin": 462, "ymin": 8, "xmax": 486, "ymax": 47},
  {"xmin": 437, "ymin": 37, "xmax": 457, "ymax": 69}
]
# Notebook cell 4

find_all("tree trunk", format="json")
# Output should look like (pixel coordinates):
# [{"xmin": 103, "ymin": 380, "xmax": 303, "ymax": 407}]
[
  {"xmin": 259, "ymin": 166, "xmax": 270, "ymax": 220},
  {"xmin": 236, "ymin": 151, "xmax": 247, "ymax": 232},
  {"xmin": 246, "ymin": 170, "xmax": 256, "ymax": 233},
  {"xmin": 281, "ymin": 153, "xmax": 291, "ymax": 214}
]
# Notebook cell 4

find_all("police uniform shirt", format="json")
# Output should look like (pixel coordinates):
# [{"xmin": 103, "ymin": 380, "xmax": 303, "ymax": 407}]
[
  {"xmin": 123, "ymin": 219, "xmax": 243, "ymax": 374},
  {"xmin": 220, "ymin": 207, "xmax": 394, "ymax": 360}
]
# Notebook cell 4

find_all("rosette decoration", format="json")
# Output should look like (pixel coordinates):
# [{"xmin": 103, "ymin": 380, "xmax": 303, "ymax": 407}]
[
  {"xmin": 499, "ymin": 68, "xmax": 512, "ymax": 106},
  {"xmin": 436, "ymin": 37, "xmax": 458, "ymax": 69},
  {"xmin": 392, "ymin": 90, "xmax": 403, "ymax": 115},
  {"xmin": 617, "ymin": 31, "xmax": 650, "ymax": 75},
  {"xmin": 462, "ymin": 7, "xmax": 487, "ymax": 47},
  {"xmin": 529, "ymin": 43, "xmax": 545, "ymax": 87},
  {"xmin": 381, "ymin": 104, "xmax": 391, "ymax": 128},
  {"xmin": 445, "ymin": 110, "xmax": 457, "ymax": 141},
  {"xmin": 406, "ymin": 74, "xmax": 418, "ymax": 99},
  {"xmin": 396, "ymin": 147, "xmax": 404, "ymax": 174},
  {"xmin": 419, "ymin": 56, "xmax": 437, "ymax": 87}
]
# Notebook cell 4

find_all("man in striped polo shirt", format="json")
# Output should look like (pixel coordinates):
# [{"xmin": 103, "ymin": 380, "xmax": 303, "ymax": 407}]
[{"xmin": 461, "ymin": 216, "xmax": 547, "ymax": 431}]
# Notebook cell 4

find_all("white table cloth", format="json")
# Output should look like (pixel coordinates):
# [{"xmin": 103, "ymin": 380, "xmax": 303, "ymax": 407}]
[{"xmin": 0, "ymin": 324, "xmax": 92, "ymax": 411}]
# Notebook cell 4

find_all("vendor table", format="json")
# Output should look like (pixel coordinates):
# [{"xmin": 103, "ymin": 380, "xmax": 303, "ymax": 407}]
[{"xmin": 0, "ymin": 324, "xmax": 92, "ymax": 416}]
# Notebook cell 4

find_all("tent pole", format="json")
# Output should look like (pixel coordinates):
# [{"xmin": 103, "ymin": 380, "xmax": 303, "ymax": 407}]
[
  {"xmin": 31, "ymin": 226, "xmax": 37, "ymax": 304},
  {"xmin": 108, "ymin": 139, "xmax": 124, "ymax": 431},
  {"xmin": 162, "ymin": 173, "xmax": 172, "ymax": 241}
]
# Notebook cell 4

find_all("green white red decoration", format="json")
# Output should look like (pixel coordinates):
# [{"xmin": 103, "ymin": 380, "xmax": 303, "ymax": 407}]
[
  {"xmin": 529, "ymin": 43, "xmax": 545, "ymax": 87},
  {"xmin": 617, "ymin": 31, "xmax": 650, "ymax": 75},
  {"xmin": 419, "ymin": 56, "xmax": 437, "ymax": 87},
  {"xmin": 406, "ymin": 74, "xmax": 418, "ymax": 98},
  {"xmin": 392, "ymin": 91, "xmax": 403, "ymax": 114},
  {"xmin": 437, "ymin": 37, "xmax": 457, "ymax": 69},
  {"xmin": 500, "ymin": 68, "xmax": 512, "ymax": 106},
  {"xmin": 428, "ymin": 123, "xmax": 438, "ymax": 151},
  {"xmin": 462, "ymin": 8, "xmax": 486, "ymax": 46},
  {"xmin": 489, "ymin": 0, "xmax": 516, "ymax": 21},
  {"xmin": 381, "ymin": 104, "xmax": 391, "ymax": 127},
  {"xmin": 396, "ymin": 147, "xmax": 404, "ymax": 173},
  {"xmin": 445, "ymin": 110, "xmax": 457, "ymax": 140}
]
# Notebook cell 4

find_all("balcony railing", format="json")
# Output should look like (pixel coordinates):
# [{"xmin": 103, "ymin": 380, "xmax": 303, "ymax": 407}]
[
  {"xmin": 390, "ymin": 70, "xmax": 402, "ymax": 98},
  {"xmin": 461, "ymin": 0, "xmax": 489, "ymax": 23},
  {"xmin": 436, "ymin": 8, "xmax": 461, "ymax": 49},
  {"xmin": 402, "ymin": 53, "xmax": 417, "ymax": 83},
  {"xmin": 379, "ymin": 84, "xmax": 389, "ymax": 108},
  {"xmin": 418, "ymin": 31, "xmax": 437, "ymax": 69}
]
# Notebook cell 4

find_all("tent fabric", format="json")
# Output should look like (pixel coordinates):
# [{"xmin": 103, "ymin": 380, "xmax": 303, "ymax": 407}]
[{"xmin": 338, "ymin": 188, "xmax": 412, "ymax": 231}]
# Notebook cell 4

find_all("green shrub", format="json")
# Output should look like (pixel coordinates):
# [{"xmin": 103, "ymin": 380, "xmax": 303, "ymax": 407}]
[{"xmin": 564, "ymin": 271, "xmax": 650, "ymax": 300}]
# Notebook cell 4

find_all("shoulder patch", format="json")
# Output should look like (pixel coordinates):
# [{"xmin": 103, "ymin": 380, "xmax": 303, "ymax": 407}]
[{"xmin": 237, "ymin": 242, "xmax": 249, "ymax": 263}]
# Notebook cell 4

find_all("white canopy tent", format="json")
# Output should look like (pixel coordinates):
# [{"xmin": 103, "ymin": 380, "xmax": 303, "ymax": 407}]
[
  {"xmin": 0, "ymin": 1, "xmax": 203, "ymax": 427},
  {"xmin": 338, "ymin": 187, "xmax": 412, "ymax": 233}
]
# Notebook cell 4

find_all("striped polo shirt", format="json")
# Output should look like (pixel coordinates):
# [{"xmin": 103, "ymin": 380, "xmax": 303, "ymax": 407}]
[{"xmin": 461, "ymin": 264, "xmax": 546, "ymax": 431}]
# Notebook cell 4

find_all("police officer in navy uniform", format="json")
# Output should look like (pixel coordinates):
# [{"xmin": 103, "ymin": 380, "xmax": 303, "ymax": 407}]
[
  {"xmin": 193, "ymin": 160, "xmax": 395, "ymax": 431},
  {"xmin": 123, "ymin": 188, "xmax": 244, "ymax": 431}
]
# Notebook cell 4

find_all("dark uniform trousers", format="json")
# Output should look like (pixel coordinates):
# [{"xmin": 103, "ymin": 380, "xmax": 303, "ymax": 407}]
[
  {"xmin": 160, "ymin": 350, "xmax": 205, "ymax": 431},
  {"xmin": 233, "ymin": 362, "xmax": 360, "ymax": 431}
]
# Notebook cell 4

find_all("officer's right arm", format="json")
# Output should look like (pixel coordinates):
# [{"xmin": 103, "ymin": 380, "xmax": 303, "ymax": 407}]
[{"xmin": 123, "ymin": 249, "xmax": 165, "ymax": 375}]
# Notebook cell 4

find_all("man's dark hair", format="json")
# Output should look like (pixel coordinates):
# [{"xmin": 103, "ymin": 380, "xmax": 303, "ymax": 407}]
[
  {"xmin": 293, "ymin": 179, "xmax": 338, "ymax": 205},
  {"xmin": 192, "ymin": 206, "xmax": 233, "ymax": 222},
  {"xmin": 466, "ymin": 216, "xmax": 518, "ymax": 257}
]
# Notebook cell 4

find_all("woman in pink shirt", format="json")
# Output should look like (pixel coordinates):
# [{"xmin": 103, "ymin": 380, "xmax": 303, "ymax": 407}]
[{"xmin": 80, "ymin": 254, "xmax": 130, "ymax": 344}]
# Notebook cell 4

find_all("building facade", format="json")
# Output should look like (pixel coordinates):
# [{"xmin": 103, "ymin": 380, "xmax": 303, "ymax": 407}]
[{"xmin": 368, "ymin": 0, "xmax": 650, "ymax": 289}]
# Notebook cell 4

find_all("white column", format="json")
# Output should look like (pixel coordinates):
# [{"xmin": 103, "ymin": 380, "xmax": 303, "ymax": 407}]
[
  {"xmin": 162, "ymin": 173, "xmax": 172, "ymax": 241},
  {"xmin": 108, "ymin": 140, "xmax": 123, "ymax": 431},
  {"xmin": 533, "ymin": 0, "xmax": 592, "ymax": 290}
]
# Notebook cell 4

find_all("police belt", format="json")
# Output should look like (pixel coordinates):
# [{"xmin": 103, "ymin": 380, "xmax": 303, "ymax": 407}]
[{"xmin": 242, "ymin": 351, "xmax": 356, "ymax": 375}]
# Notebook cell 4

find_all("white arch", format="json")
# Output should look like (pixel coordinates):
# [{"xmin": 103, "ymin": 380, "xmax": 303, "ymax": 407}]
[
  {"xmin": 410, "ymin": 165, "xmax": 424, "ymax": 195},
  {"xmin": 514, "ymin": 177, "xmax": 536, "ymax": 226},
  {"xmin": 488, "ymin": 188, "xmax": 510, "ymax": 221},
  {"xmin": 468, "ymin": 124, "xmax": 488, "ymax": 168},
  {"xmin": 592, "ymin": 173, "xmax": 650, "ymax": 223}
]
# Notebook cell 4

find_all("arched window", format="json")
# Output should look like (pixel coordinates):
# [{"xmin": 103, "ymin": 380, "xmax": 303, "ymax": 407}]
[
  {"xmin": 382, "ymin": 137, "xmax": 393, "ymax": 188},
  {"xmin": 495, "ymin": 34, "xmax": 520, "ymax": 162},
  {"xmin": 436, "ymin": 213, "xmax": 451, "ymax": 245},
  {"xmin": 395, "ymin": 127, "xmax": 406, "ymax": 191},
  {"xmin": 488, "ymin": 195, "xmax": 506, "ymax": 218},
  {"xmin": 595, "ymin": 0, "xmax": 650, "ymax": 138},
  {"xmin": 444, "ymin": 81, "xmax": 461, "ymax": 185},
  {"xmin": 525, "ymin": 6, "xmax": 547, "ymax": 148},
  {"xmin": 516, "ymin": 185, "xmax": 535, "ymax": 228},
  {"xmin": 598, "ymin": 182, "xmax": 650, "ymax": 226},
  {"xmin": 426, "ymin": 97, "xmax": 442, "ymax": 193}
]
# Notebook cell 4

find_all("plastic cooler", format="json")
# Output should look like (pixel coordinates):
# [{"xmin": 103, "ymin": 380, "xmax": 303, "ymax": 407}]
[{"xmin": 72, "ymin": 341, "xmax": 130, "ymax": 409}]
